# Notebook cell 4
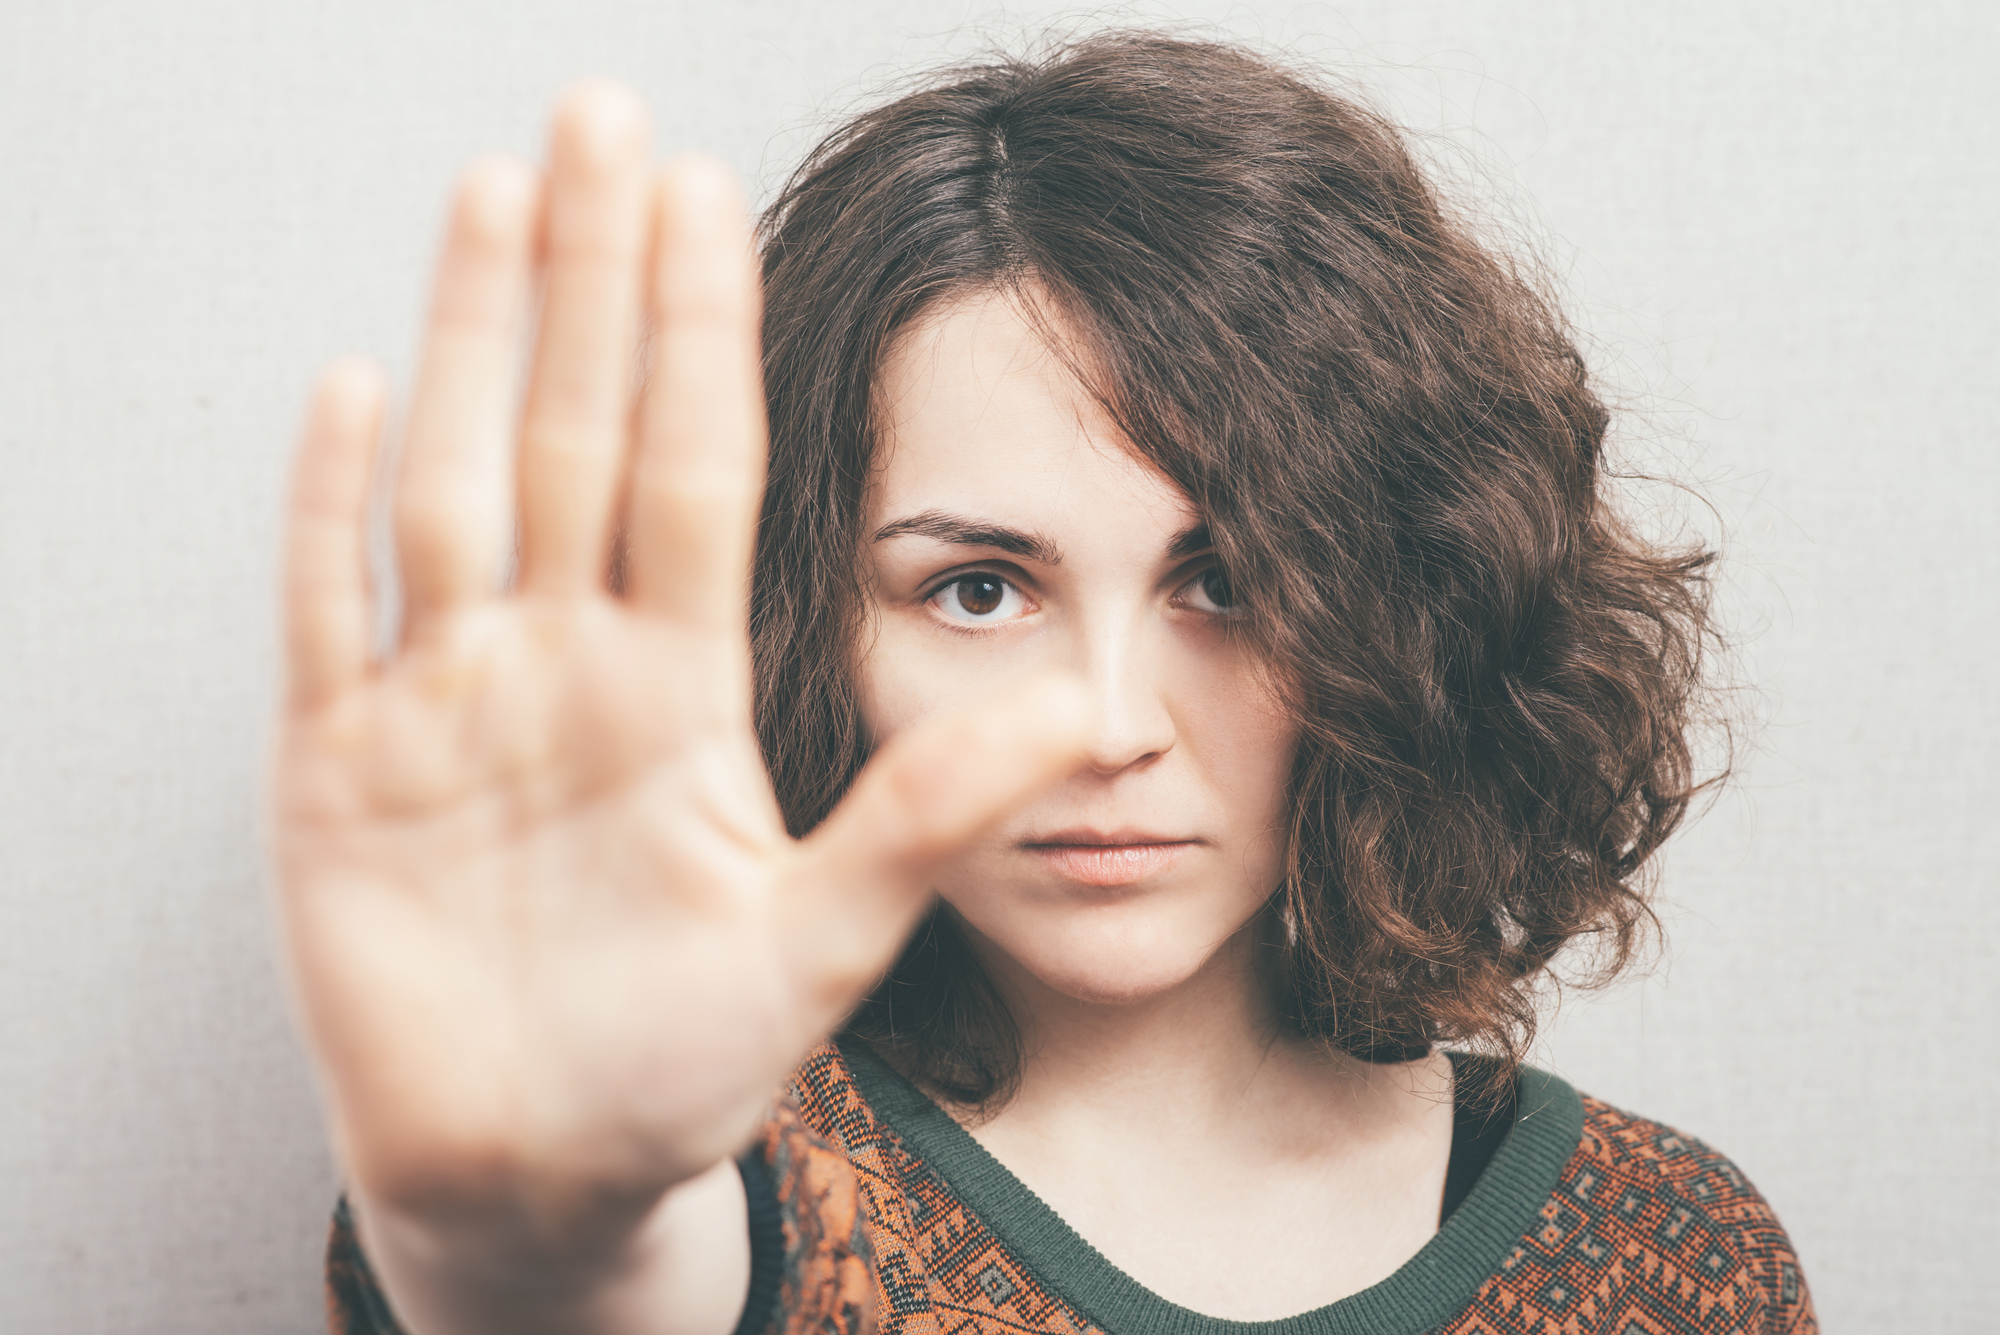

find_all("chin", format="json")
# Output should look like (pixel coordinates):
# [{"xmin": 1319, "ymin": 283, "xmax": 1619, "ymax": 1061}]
[{"xmin": 957, "ymin": 893, "xmax": 1256, "ymax": 1008}]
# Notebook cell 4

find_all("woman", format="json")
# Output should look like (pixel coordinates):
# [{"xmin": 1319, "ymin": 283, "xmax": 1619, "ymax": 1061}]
[{"xmin": 285, "ymin": 34, "xmax": 1815, "ymax": 1335}]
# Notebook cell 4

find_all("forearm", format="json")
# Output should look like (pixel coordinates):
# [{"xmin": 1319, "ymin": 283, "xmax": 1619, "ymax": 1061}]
[{"xmin": 347, "ymin": 1157, "xmax": 751, "ymax": 1335}]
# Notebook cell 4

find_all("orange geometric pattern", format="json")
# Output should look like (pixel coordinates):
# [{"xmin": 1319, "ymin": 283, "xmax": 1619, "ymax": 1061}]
[
  {"xmin": 1440, "ymin": 1097, "xmax": 1817, "ymax": 1335},
  {"xmin": 326, "ymin": 1045, "xmax": 1816, "ymax": 1335},
  {"xmin": 783, "ymin": 1045, "xmax": 1107, "ymax": 1335},
  {"xmin": 773, "ymin": 1043, "xmax": 1816, "ymax": 1335},
  {"xmin": 753, "ymin": 1094, "xmax": 882, "ymax": 1334}
]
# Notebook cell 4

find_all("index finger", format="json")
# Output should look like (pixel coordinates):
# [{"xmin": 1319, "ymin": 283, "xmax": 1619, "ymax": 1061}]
[
  {"xmin": 624, "ymin": 157, "xmax": 767, "ymax": 628},
  {"xmin": 285, "ymin": 360, "xmax": 386, "ymax": 710}
]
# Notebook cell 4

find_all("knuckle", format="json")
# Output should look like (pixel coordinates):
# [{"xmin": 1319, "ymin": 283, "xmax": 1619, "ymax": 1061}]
[{"xmin": 394, "ymin": 495, "xmax": 470, "ymax": 562}]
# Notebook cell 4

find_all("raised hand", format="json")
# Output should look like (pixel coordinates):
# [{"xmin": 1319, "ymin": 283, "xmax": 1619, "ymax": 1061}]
[{"xmin": 275, "ymin": 84, "xmax": 1088, "ymax": 1319}]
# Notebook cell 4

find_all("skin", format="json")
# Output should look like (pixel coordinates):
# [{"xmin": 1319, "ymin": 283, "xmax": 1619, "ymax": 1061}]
[
  {"xmin": 277, "ymin": 84, "xmax": 1453, "ymax": 1335},
  {"xmin": 278, "ymin": 86, "xmax": 1092, "ymax": 1335},
  {"xmin": 862, "ymin": 292, "xmax": 1298, "ymax": 1010},
  {"xmin": 864, "ymin": 293, "xmax": 1456, "ymax": 1318}
]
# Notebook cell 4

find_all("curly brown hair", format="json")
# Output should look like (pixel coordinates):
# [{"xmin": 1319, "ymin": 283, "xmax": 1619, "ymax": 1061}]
[{"xmin": 750, "ymin": 32, "xmax": 1717, "ymax": 1106}]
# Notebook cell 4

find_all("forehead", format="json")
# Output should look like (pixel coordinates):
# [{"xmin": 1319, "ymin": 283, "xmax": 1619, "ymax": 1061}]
[{"xmin": 870, "ymin": 290, "xmax": 1196, "ymax": 539}]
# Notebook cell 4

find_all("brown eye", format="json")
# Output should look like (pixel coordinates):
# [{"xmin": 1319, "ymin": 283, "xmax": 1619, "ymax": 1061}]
[
  {"xmin": 957, "ymin": 575, "xmax": 1005, "ymax": 615},
  {"xmin": 932, "ymin": 573, "xmax": 1025, "ymax": 624},
  {"xmin": 1181, "ymin": 565, "xmax": 1242, "ymax": 616}
]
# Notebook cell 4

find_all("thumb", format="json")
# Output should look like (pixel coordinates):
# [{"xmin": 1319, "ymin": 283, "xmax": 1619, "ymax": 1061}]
[{"xmin": 784, "ymin": 673, "xmax": 1093, "ymax": 1018}]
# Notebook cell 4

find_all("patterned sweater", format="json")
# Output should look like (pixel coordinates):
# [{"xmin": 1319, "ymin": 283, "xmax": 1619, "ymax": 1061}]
[{"xmin": 327, "ymin": 1041, "xmax": 1817, "ymax": 1335}]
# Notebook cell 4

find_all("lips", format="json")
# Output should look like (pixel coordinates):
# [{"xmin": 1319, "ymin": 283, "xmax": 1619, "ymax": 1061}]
[{"xmin": 1022, "ymin": 829, "xmax": 1196, "ymax": 886}]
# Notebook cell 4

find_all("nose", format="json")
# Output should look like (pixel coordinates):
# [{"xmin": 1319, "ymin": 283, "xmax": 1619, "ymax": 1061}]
[{"xmin": 1072, "ymin": 617, "xmax": 1178, "ymax": 775}]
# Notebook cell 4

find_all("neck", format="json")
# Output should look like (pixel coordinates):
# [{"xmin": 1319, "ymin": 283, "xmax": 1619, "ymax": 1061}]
[
  {"xmin": 959, "ymin": 911, "xmax": 1322, "ymax": 1137},
  {"xmin": 906, "ymin": 915, "xmax": 1458, "ymax": 1319}
]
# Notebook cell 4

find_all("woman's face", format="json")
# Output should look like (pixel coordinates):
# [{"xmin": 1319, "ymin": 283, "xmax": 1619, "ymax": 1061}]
[{"xmin": 857, "ymin": 291, "xmax": 1297, "ymax": 1008}]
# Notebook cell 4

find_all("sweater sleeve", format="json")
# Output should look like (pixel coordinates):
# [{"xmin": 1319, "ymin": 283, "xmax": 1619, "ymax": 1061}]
[
  {"xmin": 322, "ymin": 1100, "xmax": 876, "ymax": 1335},
  {"xmin": 1557, "ymin": 1096, "xmax": 1819, "ymax": 1335},
  {"xmin": 736, "ymin": 1096, "xmax": 879, "ymax": 1335},
  {"xmin": 1642, "ymin": 1128, "xmax": 1817, "ymax": 1334}
]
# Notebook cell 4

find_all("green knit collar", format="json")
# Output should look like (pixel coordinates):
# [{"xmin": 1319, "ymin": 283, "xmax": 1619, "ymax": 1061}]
[{"xmin": 838, "ymin": 1040, "xmax": 1583, "ymax": 1335}]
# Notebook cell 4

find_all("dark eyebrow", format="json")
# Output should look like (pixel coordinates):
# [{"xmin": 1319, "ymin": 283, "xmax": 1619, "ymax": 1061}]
[
  {"xmin": 871, "ymin": 510, "xmax": 1063, "ymax": 564},
  {"xmin": 1166, "ymin": 523, "xmax": 1213, "ymax": 562}
]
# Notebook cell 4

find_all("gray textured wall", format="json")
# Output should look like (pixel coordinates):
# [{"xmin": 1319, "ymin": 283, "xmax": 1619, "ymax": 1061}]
[{"xmin": 1, "ymin": 1, "xmax": 1991, "ymax": 1329}]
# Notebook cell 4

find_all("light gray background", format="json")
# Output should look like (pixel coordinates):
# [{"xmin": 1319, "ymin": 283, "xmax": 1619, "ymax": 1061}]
[{"xmin": 1, "ymin": 0, "xmax": 1991, "ymax": 1329}]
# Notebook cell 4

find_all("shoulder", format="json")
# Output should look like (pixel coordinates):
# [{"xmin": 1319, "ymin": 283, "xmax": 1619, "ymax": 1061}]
[
  {"xmin": 1499, "ymin": 1090, "xmax": 1817, "ymax": 1334},
  {"xmin": 789, "ymin": 1040, "xmax": 880, "ymax": 1154},
  {"xmin": 789, "ymin": 1040, "xmax": 1109, "ymax": 1335}
]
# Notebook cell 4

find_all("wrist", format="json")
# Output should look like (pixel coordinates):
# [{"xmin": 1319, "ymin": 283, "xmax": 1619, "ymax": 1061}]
[{"xmin": 348, "ymin": 1162, "xmax": 729, "ymax": 1335}]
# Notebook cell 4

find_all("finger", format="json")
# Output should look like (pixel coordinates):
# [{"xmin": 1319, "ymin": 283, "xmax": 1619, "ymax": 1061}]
[
  {"xmin": 516, "ymin": 82, "xmax": 654, "ymax": 595},
  {"xmin": 790, "ymin": 675, "xmax": 1095, "ymax": 1012},
  {"xmin": 626, "ymin": 158, "xmax": 766, "ymax": 627},
  {"xmin": 286, "ymin": 359, "xmax": 387, "ymax": 709},
  {"xmin": 393, "ymin": 157, "xmax": 538, "ymax": 630}
]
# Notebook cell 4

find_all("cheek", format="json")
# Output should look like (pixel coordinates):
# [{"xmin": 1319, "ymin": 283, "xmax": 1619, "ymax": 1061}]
[
  {"xmin": 854, "ymin": 603, "xmax": 1061, "ymax": 745},
  {"xmin": 1224, "ymin": 727, "xmax": 1296, "ymax": 881},
  {"xmin": 853, "ymin": 613, "xmax": 936, "ymax": 742},
  {"xmin": 1181, "ymin": 649, "xmax": 1298, "ymax": 838}
]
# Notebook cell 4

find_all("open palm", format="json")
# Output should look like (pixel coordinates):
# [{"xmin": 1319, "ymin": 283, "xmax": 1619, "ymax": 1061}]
[{"xmin": 274, "ymin": 86, "xmax": 1087, "ymax": 1240}]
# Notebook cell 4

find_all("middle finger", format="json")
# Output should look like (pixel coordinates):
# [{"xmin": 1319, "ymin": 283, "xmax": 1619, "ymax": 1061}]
[{"xmin": 516, "ymin": 82, "xmax": 653, "ymax": 596}]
